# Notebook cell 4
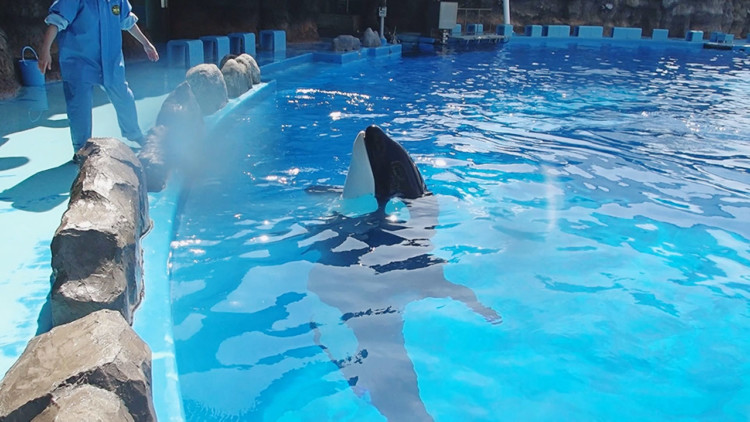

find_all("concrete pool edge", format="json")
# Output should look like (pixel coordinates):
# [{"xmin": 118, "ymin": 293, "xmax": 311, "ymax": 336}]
[{"xmin": 133, "ymin": 80, "xmax": 278, "ymax": 422}]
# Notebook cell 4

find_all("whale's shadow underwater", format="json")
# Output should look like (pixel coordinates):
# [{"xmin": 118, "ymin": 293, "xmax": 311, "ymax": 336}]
[{"xmin": 305, "ymin": 125, "xmax": 501, "ymax": 421}]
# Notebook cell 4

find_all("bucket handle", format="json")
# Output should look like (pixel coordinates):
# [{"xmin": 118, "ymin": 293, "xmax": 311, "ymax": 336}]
[
  {"xmin": 21, "ymin": 46, "xmax": 39, "ymax": 62},
  {"xmin": 29, "ymin": 109, "xmax": 44, "ymax": 123}
]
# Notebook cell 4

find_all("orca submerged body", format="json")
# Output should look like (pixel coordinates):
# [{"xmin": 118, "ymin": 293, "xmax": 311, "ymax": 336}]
[{"xmin": 307, "ymin": 126, "xmax": 500, "ymax": 421}]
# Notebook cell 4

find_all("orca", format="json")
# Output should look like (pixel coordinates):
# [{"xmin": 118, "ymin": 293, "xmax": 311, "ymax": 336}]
[
  {"xmin": 343, "ymin": 125, "xmax": 429, "ymax": 206},
  {"xmin": 306, "ymin": 126, "xmax": 501, "ymax": 421}
]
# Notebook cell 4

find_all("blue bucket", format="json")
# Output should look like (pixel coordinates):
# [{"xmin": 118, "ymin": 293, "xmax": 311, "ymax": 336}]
[{"xmin": 18, "ymin": 46, "xmax": 46, "ymax": 86}]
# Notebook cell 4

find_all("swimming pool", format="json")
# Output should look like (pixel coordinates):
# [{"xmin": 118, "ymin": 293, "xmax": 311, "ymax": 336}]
[{"xmin": 169, "ymin": 42, "xmax": 750, "ymax": 421}]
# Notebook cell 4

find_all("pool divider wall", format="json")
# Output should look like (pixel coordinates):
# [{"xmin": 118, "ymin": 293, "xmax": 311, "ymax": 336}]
[
  {"xmin": 574, "ymin": 26, "xmax": 604, "ymax": 38},
  {"xmin": 544, "ymin": 25, "xmax": 571, "ymax": 38},
  {"xmin": 511, "ymin": 25, "xmax": 749, "ymax": 51},
  {"xmin": 611, "ymin": 27, "xmax": 643, "ymax": 40},
  {"xmin": 506, "ymin": 26, "xmax": 742, "ymax": 51}
]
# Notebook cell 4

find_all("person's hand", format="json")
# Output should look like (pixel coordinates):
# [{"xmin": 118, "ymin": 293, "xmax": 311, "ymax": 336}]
[
  {"xmin": 38, "ymin": 48, "xmax": 52, "ymax": 74},
  {"xmin": 143, "ymin": 43, "xmax": 159, "ymax": 62}
]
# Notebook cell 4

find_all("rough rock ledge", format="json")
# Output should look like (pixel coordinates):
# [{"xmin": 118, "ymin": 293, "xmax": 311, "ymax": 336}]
[
  {"xmin": 0, "ymin": 309, "xmax": 155, "ymax": 422},
  {"xmin": 50, "ymin": 137, "xmax": 150, "ymax": 327}
]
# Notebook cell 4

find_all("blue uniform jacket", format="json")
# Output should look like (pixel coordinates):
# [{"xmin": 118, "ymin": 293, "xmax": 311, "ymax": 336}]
[{"xmin": 46, "ymin": 0, "xmax": 138, "ymax": 86}]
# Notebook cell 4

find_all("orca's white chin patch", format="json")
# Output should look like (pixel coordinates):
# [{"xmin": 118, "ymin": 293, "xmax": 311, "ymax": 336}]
[{"xmin": 342, "ymin": 131, "xmax": 375, "ymax": 200}]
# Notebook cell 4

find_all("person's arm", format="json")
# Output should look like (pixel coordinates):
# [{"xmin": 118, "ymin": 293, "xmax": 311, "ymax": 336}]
[
  {"xmin": 127, "ymin": 22, "xmax": 159, "ymax": 62},
  {"xmin": 38, "ymin": 24, "xmax": 59, "ymax": 74},
  {"xmin": 39, "ymin": 1, "xmax": 78, "ymax": 75}
]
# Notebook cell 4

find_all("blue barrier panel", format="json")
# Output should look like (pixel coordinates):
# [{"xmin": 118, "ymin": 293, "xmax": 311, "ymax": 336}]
[
  {"xmin": 452, "ymin": 24, "xmax": 462, "ymax": 36},
  {"xmin": 467, "ymin": 24, "xmax": 484, "ymax": 35},
  {"xmin": 496, "ymin": 24, "xmax": 514, "ymax": 37},
  {"xmin": 313, "ymin": 51, "xmax": 360, "ymax": 64},
  {"xmin": 525, "ymin": 25, "xmax": 542, "ymax": 37},
  {"xmin": 365, "ymin": 46, "xmax": 390, "ymax": 57},
  {"xmin": 228, "ymin": 33, "xmax": 256, "ymax": 57},
  {"xmin": 612, "ymin": 27, "xmax": 642, "ymax": 40},
  {"xmin": 709, "ymin": 32, "xmax": 734, "ymax": 44},
  {"xmin": 166, "ymin": 39, "xmax": 204, "ymax": 68},
  {"xmin": 575, "ymin": 26, "xmax": 603, "ymax": 38},
  {"xmin": 686, "ymin": 30, "xmax": 704, "ymax": 42},
  {"xmin": 419, "ymin": 43, "xmax": 435, "ymax": 53},
  {"xmin": 199, "ymin": 36, "xmax": 230, "ymax": 64},
  {"xmin": 544, "ymin": 25, "xmax": 570, "ymax": 38},
  {"xmin": 652, "ymin": 29, "xmax": 669, "ymax": 41},
  {"xmin": 260, "ymin": 30, "xmax": 286, "ymax": 52}
]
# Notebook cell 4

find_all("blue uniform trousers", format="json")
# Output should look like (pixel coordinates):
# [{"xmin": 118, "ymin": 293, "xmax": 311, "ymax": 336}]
[{"xmin": 63, "ymin": 77, "xmax": 143, "ymax": 151}]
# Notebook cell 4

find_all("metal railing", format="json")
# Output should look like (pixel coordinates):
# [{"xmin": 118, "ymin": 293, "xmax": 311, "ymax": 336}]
[{"xmin": 457, "ymin": 7, "xmax": 493, "ymax": 26}]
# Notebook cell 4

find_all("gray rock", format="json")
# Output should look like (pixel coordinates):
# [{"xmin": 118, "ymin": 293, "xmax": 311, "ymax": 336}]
[
  {"xmin": 236, "ymin": 53, "xmax": 261, "ymax": 85},
  {"xmin": 50, "ymin": 137, "xmax": 150, "ymax": 327},
  {"xmin": 154, "ymin": 80, "xmax": 204, "ymax": 167},
  {"xmin": 185, "ymin": 63, "xmax": 228, "ymax": 115},
  {"xmin": 156, "ymin": 81, "xmax": 203, "ymax": 136},
  {"xmin": 333, "ymin": 35, "xmax": 361, "ymax": 52},
  {"xmin": 221, "ymin": 58, "xmax": 251, "ymax": 98},
  {"xmin": 32, "ymin": 385, "xmax": 135, "ymax": 422},
  {"xmin": 218, "ymin": 53, "xmax": 238, "ymax": 70},
  {"xmin": 0, "ymin": 310, "xmax": 155, "ymax": 422},
  {"xmin": 137, "ymin": 125, "xmax": 169, "ymax": 192},
  {"xmin": 362, "ymin": 27, "xmax": 382, "ymax": 47}
]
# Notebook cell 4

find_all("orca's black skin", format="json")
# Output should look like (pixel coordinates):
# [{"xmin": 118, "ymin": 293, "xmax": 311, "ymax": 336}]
[
  {"xmin": 363, "ymin": 125, "xmax": 429, "ymax": 206},
  {"xmin": 304, "ymin": 127, "xmax": 500, "ymax": 421}
]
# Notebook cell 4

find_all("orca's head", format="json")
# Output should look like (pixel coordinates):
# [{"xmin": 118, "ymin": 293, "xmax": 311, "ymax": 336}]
[{"xmin": 343, "ymin": 125, "xmax": 429, "ymax": 206}]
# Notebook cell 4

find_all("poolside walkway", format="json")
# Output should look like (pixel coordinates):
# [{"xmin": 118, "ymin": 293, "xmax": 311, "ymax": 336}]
[{"xmin": 0, "ymin": 61, "xmax": 178, "ymax": 376}]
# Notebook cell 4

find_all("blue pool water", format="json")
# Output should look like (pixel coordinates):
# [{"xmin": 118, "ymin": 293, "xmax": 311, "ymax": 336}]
[{"xmin": 169, "ymin": 43, "xmax": 750, "ymax": 421}]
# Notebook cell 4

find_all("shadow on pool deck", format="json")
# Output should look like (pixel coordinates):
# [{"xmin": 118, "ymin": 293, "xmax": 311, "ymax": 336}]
[
  {"xmin": 0, "ymin": 59, "xmax": 183, "ymax": 377},
  {"xmin": 0, "ymin": 160, "xmax": 79, "ymax": 212}
]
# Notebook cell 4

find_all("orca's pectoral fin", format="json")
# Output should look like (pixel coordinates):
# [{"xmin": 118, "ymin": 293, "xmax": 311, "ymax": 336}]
[
  {"xmin": 435, "ymin": 280, "xmax": 503, "ymax": 325},
  {"xmin": 470, "ymin": 302, "xmax": 503, "ymax": 325},
  {"xmin": 305, "ymin": 185, "xmax": 344, "ymax": 195}
]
